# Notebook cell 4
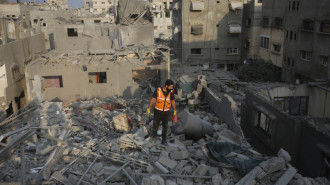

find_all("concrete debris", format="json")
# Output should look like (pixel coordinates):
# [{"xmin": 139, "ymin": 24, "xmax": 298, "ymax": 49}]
[{"xmin": 0, "ymin": 73, "xmax": 327, "ymax": 185}]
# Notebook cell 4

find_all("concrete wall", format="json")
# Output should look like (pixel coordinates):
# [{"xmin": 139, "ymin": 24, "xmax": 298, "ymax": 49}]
[
  {"xmin": 256, "ymin": 84, "xmax": 330, "ymax": 118},
  {"xmin": 53, "ymin": 23, "xmax": 154, "ymax": 53},
  {"xmin": 241, "ymin": 90, "xmax": 330, "ymax": 177},
  {"xmin": 204, "ymin": 88, "xmax": 243, "ymax": 136},
  {"xmin": 0, "ymin": 4, "xmax": 21, "ymax": 18},
  {"xmin": 181, "ymin": 0, "xmax": 243, "ymax": 65},
  {"xmin": 25, "ymin": 60, "xmax": 167, "ymax": 101},
  {"xmin": 0, "ymin": 33, "xmax": 46, "ymax": 111}
]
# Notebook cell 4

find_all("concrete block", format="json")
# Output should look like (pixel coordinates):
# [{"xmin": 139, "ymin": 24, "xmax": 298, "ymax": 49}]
[
  {"xmin": 192, "ymin": 164, "xmax": 210, "ymax": 176},
  {"xmin": 92, "ymin": 162, "xmax": 103, "ymax": 173},
  {"xmin": 274, "ymin": 167, "xmax": 297, "ymax": 185},
  {"xmin": 158, "ymin": 156, "xmax": 178, "ymax": 169},
  {"xmin": 170, "ymin": 151, "xmax": 189, "ymax": 160},
  {"xmin": 259, "ymin": 157, "xmax": 286, "ymax": 174},
  {"xmin": 277, "ymin": 148, "xmax": 291, "ymax": 163},
  {"xmin": 182, "ymin": 140, "xmax": 193, "ymax": 146},
  {"xmin": 208, "ymin": 167, "xmax": 219, "ymax": 176},
  {"xmin": 113, "ymin": 113, "xmax": 131, "ymax": 132},
  {"xmin": 142, "ymin": 175, "xmax": 165, "ymax": 185}
]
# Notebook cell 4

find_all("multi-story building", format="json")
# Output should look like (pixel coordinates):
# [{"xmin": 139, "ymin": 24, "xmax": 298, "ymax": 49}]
[
  {"xmin": 83, "ymin": 0, "xmax": 115, "ymax": 15},
  {"xmin": 151, "ymin": 0, "xmax": 173, "ymax": 41},
  {"xmin": 241, "ymin": 0, "xmax": 263, "ymax": 61},
  {"xmin": 48, "ymin": 0, "xmax": 68, "ymax": 9},
  {"xmin": 257, "ymin": 0, "xmax": 330, "ymax": 83},
  {"xmin": 0, "ymin": 0, "xmax": 8, "ymax": 4},
  {"xmin": 181, "ymin": 0, "xmax": 243, "ymax": 69}
]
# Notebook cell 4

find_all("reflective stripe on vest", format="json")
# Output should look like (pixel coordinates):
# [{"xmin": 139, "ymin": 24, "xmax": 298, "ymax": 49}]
[{"xmin": 155, "ymin": 87, "xmax": 172, "ymax": 111}]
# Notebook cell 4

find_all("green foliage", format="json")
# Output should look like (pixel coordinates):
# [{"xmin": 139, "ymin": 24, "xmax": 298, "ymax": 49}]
[{"xmin": 237, "ymin": 60, "xmax": 281, "ymax": 82}]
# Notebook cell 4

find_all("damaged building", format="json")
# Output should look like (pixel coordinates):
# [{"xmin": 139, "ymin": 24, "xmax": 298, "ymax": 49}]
[{"xmin": 0, "ymin": 0, "xmax": 329, "ymax": 184}]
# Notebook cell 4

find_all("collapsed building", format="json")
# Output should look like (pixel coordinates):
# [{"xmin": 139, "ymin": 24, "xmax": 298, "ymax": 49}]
[{"xmin": 0, "ymin": 0, "xmax": 329, "ymax": 185}]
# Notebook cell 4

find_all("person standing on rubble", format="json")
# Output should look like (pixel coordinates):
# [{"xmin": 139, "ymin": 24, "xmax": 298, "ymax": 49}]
[{"xmin": 146, "ymin": 79, "xmax": 176, "ymax": 145}]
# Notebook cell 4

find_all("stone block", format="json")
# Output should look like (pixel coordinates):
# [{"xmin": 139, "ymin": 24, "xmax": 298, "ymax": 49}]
[
  {"xmin": 259, "ymin": 157, "xmax": 285, "ymax": 174},
  {"xmin": 158, "ymin": 156, "xmax": 178, "ymax": 169},
  {"xmin": 113, "ymin": 114, "xmax": 130, "ymax": 132},
  {"xmin": 192, "ymin": 164, "xmax": 210, "ymax": 176},
  {"xmin": 170, "ymin": 151, "xmax": 189, "ymax": 160}
]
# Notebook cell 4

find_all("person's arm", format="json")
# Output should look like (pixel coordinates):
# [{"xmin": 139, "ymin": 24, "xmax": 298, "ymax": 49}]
[
  {"xmin": 171, "ymin": 100, "xmax": 176, "ymax": 111},
  {"xmin": 148, "ymin": 97, "xmax": 156, "ymax": 109}
]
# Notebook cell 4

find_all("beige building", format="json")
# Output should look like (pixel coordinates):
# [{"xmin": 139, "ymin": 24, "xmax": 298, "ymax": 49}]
[
  {"xmin": 181, "ymin": 0, "xmax": 243, "ymax": 69},
  {"xmin": 90, "ymin": 0, "xmax": 115, "ymax": 15},
  {"xmin": 152, "ymin": 0, "xmax": 173, "ymax": 41}
]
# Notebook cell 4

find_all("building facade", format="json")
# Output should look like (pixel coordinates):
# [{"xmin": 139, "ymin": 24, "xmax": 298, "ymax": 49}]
[{"xmin": 181, "ymin": 0, "xmax": 243, "ymax": 69}]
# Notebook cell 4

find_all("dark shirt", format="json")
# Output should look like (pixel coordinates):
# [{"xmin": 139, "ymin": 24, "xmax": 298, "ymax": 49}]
[{"xmin": 152, "ymin": 87, "xmax": 174, "ymax": 115}]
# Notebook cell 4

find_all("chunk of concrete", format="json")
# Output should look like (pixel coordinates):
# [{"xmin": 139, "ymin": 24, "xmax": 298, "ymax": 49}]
[
  {"xmin": 113, "ymin": 114, "xmax": 131, "ymax": 132},
  {"xmin": 158, "ymin": 156, "xmax": 178, "ymax": 169},
  {"xmin": 192, "ymin": 164, "xmax": 210, "ymax": 176},
  {"xmin": 170, "ymin": 151, "xmax": 189, "ymax": 160},
  {"xmin": 142, "ymin": 175, "xmax": 165, "ymax": 185},
  {"xmin": 259, "ymin": 157, "xmax": 286, "ymax": 174},
  {"xmin": 277, "ymin": 148, "xmax": 291, "ymax": 163},
  {"xmin": 166, "ymin": 179, "xmax": 178, "ymax": 185}
]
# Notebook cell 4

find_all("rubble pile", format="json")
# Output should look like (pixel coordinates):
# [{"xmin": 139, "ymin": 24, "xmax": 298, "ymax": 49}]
[{"xmin": 0, "ymin": 78, "xmax": 329, "ymax": 185}]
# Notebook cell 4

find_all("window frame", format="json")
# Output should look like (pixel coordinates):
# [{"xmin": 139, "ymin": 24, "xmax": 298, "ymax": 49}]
[
  {"xmin": 260, "ymin": 36, "xmax": 270, "ymax": 50},
  {"xmin": 301, "ymin": 50, "xmax": 312, "ymax": 61}
]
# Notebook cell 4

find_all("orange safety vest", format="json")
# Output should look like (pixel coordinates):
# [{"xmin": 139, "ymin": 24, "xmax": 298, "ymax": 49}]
[{"xmin": 155, "ymin": 87, "xmax": 172, "ymax": 111}]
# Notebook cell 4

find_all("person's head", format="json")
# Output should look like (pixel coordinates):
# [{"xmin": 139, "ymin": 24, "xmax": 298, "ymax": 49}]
[{"xmin": 164, "ymin": 79, "xmax": 174, "ymax": 92}]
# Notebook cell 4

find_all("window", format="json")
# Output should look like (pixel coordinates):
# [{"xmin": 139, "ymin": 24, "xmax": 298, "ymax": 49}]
[
  {"xmin": 191, "ymin": 25, "xmax": 203, "ymax": 35},
  {"xmin": 320, "ymin": 21, "xmax": 330, "ymax": 33},
  {"xmin": 272, "ymin": 44, "xmax": 281, "ymax": 53},
  {"xmin": 215, "ymin": 48, "xmax": 219, "ymax": 50},
  {"xmin": 321, "ymin": 56, "xmax": 329, "ymax": 66},
  {"xmin": 302, "ymin": 20, "xmax": 314, "ymax": 31},
  {"xmin": 217, "ymin": 1, "xmax": 220, "ymax": 3},
  {"xmin": 262, "ymin": 17, "xmax": 269, "ymax": 27},
  {"xmin": 154, "ymin": 26, "xmax": 158, "ymax": 30},
  {"xmin": 191, "ymin": 48, "xmax": 202, "ymax": 55},
  {"xmin": 301, "ymin": 51, "xmax": 312, "ymax": 61},
  {"xmin": 246, "ymin": 18, "xmax": 251, "ymax": 27},
  {"xmin": 256, "ymin": 112, "xmax": 273, "ymax": 136},
  {"xmin": 102, "ymin": 8, "xmax": 105, "ymax": 11},
  {"xmin": 167, "ymin": 26, "xmax": 172, "ymax": 29},
  {"xmin": 258, "ymin": 0, "xmax": 262, "ymax": 3},
  {"xmin": 292, "ymin": 1, "xmax": 296, "ymax": 10},
  {"xmin": 227, "ymin": 48, "xmax": 238, "ymax": 54},
  {"xmin": 42, "ymin": 76, "xmax": 63, "ymax": 88},
  {"xmin": 102, "ymin": 1, "xmax": 105, "ymax": 4},
  {"xmin": 286, "ymin": 30, "xmax": 289, "ymax": 39},
  {"xmin": 294, "ymin": 31, "xmax": 297, "ymax": 40},
  {"xmin": 245, "ymin": 40, "xmax": 250, "ymax": 49},
  {"xmin": 290, "ymin": 30, "xmax": 293, "ymax": 40},
  {"xmin": 260, "ymin": 36, "xmax": 269, "ymax": 49},
  {"xmin": 297, "ymin": 1, "xmax": 300, "ymax": 10},
  {"xmin": 94, "ymin": 20, "xmax": 101, "ymax": 23},
  {"xmin": 33, "ymin": 19, "xmax": 38, "ymax": 24},
  {"xmin": 42, "ymin": 23, "xmax": 47, "ymax": 27},
  {"xmin": 67, "ymin": 28, "xmax": 78, "ymax": 37},
  {"xmin": 273, "ymin": 18, "xmax": 283, "ymax": 28},
  {"xmin": 94, "ymin": 2, "xmax": 97, "ymax": 4},
  {"xmin": 88, "ymin": 72, "xmax": 107, "ymax": 84},
  {"xmin": 289, "ymin": 1, "xmax": 291, "ymax": 10},
  {"xmin": 274, "ymin": 96, "xmax": 309, "ymax": 116}
]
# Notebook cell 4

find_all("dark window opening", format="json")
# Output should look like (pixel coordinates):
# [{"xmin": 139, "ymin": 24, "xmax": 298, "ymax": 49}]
[
  {"xmin": 42, "ymin": 22, "xmax": 47, "ymax": 27},
  {"xmin": 297, "ymin": 1, "xmax": 300, "ymax": 10},
  {"xmin": 273, "ymin": 18, "xmax": 283, "ymax": 28},
  {"xmin": 67, "ymin": 28, "xmax": 78, "ymax": 37},
  {"xmin": 258, "ymin": 0, "xmax": 262, "ymax": 3},
  {"xmin": 286, "ymin": 30, "xmax": 289, "ymax": 39},
  {"xmin": 217, "ymin": 1, "xmax": 220, "ymax": 3},
  {"xmin": 33, "ymin": 19, "xmax": 38, "ymax": 24},
  {"xmin": 130, "ymin": 14, "xmax": 139, "ymax": 19},
  {"xmin": 88, "ymin": 72, "xmax": 107, "ymax": 84},
  {"xmin": 320, "ymin": 21, "xmax": 330, "ymax": 33},
  {"xmin": 94, "ymin": 20, "xmax": 101, "ymax": 23},
  {"xmin": 215, "ymin": 48, "xmax": 220, "ymax": 50},
  {"xmin": 290, "ymin": 30, "xmax": 293, "ymax": 40},
  {"xmin": 262, "ymin": 17, "xmax": 269, "ymax": 27},
  {"xmin": 274, "ymin": 96, "xmax": 309, "ymax": 116},
  {"xmin": 246, "ymin": 18, "xmax": 251, "ymax": 27},
  {"xmin": 292, "ymin": 1, "xmax": 296, "ymax": 10},
  {"xmin": 191, "ymin": 48, "xmax": 202, "ymax": 55},
  {"xmin": 256, "ymin": 111, "xmax": 273, "ymax": 137},
  {"xmin": 272, "ymin": 44, "xmax": 281, "ymax": 53},
  {"xmin": 289, "ymin": 1, "xmax": 291, "ymax": 10},
  {"xmin": 81, "ymin": 20, "xmax": 84, "ymax": 23},
  {"xmin": 302, "ymin": 20, "xmax": 314, "ymax": 31},
  {"xmin": 42, "ymin": 76, "xmax": 63, "ymax": 88},
  {"xmin": 245, "ymin": 40, "xmax": 250, "ymax": 49},
  {"xmin": 301, "ymin": 50, "xmax": 312, "ymax": 61},
  {"xmin": 294, "ymin": 32, "xmax": 297, "ymax": 40},
  {"xmin": 216, "ymin": 24, "xmax": 219, "ymax": 27}
]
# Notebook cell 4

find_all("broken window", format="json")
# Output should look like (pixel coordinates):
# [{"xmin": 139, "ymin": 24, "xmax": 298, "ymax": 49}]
[
  {"xmin": 11, "ymin": 64, "xmax": 22, "ymax": 81},
  {"xmin": 88, "ymin": 72, "xmax": 107, "ymax": 84},
  {"xmin": 245, "ymin": 40, "xmax": 250, "ymax": 49},
  {"xmin": 302, "ymin": 19, "xmax": 314, "ymax": 31},
  {"xmin": 42, "ymin": 22, "xmax": 47, "ymax": 27},
  {"xmin": 67, "ymin": 28, "xmax": 78, "ymax": 37},
  {"xmin": 320, "ymin": 56, "xmax": 329, "ymax": 66},
  {"xmin": 273, "ymin": 18, "xmax": 283, "ymax": 28},
  {"xmin": 191, "ymin": 48, "xmax": 202, "ymax": 55},
  {"xmin": 260, "ymin": 36, "xmax": 269, "ymax": 49},
  {"xmin": 42, "ymin": 76, "xmax": 63, "ymax": 88},
  {"xmin": 320, "ymin": 21, "xmax": 330, "ymax": 33},
  {"xmin": 33, "ymin": 19, "xmax": 38, "ymax": 24},
  {"xmin": 274, "ymin": 96, "xmax": 308, "ymax": 116},
  {"xmin": 227, "ymin": 48, "xmax": 238, "ymax": 55},
  {"xmin": 257, "ymin": 112, "xmax": 273, "ymax": 136},
  {"xmin": 154, "ymin": 26, "xmax": 158, "ymax": 30},
  {"xmin": 94, "ymin": 20, "xmax": 101, "ymax": 23},
  {"xmin": 262, "ymin": 17, "xmax": 269, "ymax": 27},
  {"xmin": 301, "ymin": 50, "xmax": 312, "ymax": 61},
  {"xmin": 246, "ymin": 18, "xmax": 251, "ymax": 27},
  {"xmin": 191, "ymin": 25, "xmax": 203, "ymax": 35},
  {"xmin": 272, "ymin": 44, "xmax": 281, "ymax": 53}
]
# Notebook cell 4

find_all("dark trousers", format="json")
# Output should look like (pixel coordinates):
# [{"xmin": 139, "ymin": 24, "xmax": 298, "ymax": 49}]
[{"xmin": 152, "ymin": 109, "xmax": 169, "ymax": 140}]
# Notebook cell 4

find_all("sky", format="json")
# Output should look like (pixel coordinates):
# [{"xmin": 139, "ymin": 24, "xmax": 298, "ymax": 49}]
[{"xmin": 9, "ymin": 0, "xmax": 83, "ymax": 9}]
